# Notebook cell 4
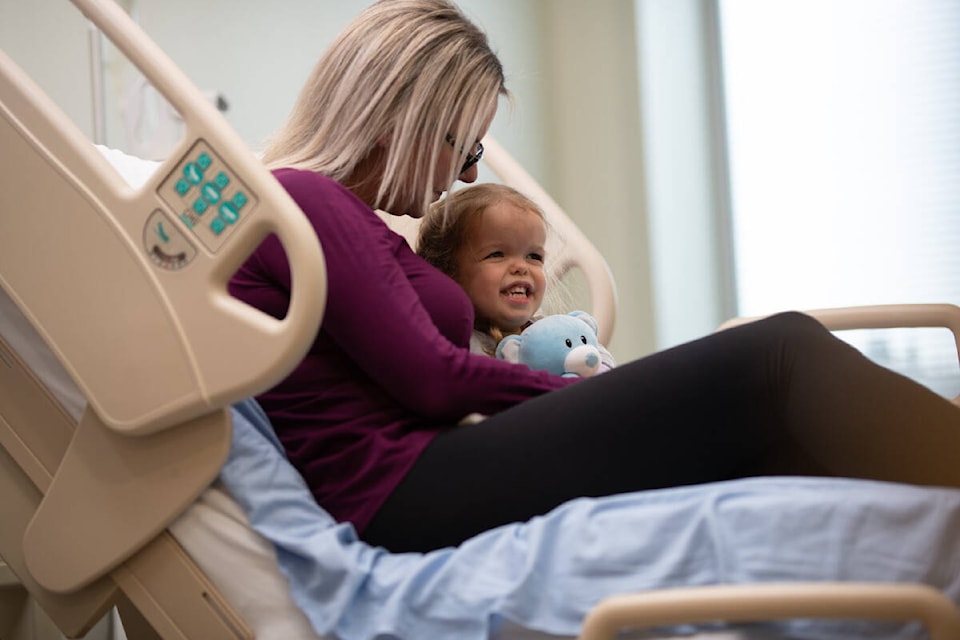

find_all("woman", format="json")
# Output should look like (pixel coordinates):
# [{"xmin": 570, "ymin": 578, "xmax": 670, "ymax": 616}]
[{"xmin": 230, "ymin": 0, "xmax": 960, "ymax": 553}]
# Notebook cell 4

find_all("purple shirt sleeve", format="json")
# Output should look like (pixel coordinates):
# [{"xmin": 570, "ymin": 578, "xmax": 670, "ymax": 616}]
[{"xmin": 237, "ymin": 169, "xmax": 573, "ymax": 422}]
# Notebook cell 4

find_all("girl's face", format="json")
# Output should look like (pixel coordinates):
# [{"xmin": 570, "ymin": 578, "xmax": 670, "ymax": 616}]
[{"xmin": 455, "ymin": 201, "xmax": 547, "ymax": 333}]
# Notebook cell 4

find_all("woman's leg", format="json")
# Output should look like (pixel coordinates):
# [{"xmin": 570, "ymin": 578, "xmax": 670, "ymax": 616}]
[
  {"xmin": 771, "ymin": 313, "xmax": 960, "ymax": 485},
  {"xmin": 364, "ymin": 312, "xmax": 960, "ymax": 552}
]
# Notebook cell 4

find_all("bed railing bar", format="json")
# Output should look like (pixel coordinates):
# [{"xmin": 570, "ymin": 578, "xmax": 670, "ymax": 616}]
[{"xmin": 578, "ymin": 582, "xmax": 960, "ymax": 640}]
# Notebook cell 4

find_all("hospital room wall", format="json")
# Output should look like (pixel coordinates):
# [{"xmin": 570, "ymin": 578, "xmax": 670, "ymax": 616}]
[
  {"xmin": 0, "ymin": 0, "xmax": 726, "ymax": 361},
  {"xmin": 534, "ymin": 1, "xmax": 732, "ymax": 357}
]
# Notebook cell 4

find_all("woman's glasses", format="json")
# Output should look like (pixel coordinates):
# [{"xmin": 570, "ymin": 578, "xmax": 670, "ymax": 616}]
[{"xmin": 446, "ymin": 134, "xmax": 484, "ymax": 174}]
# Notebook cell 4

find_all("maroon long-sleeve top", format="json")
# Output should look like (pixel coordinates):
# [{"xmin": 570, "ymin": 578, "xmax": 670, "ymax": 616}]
[{"xmin": 229, "ymin": 169, "xmax": 572, "ymax": 531}]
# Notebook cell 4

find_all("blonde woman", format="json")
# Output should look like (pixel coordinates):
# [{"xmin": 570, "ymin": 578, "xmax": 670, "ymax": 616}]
[{"xmin": 230, "ymin": 0, "xmax": 960, "ymax": 554}]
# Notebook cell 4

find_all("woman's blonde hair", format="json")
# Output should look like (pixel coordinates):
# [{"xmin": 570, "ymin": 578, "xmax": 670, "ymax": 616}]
[
  {"xmin": 419, "ymin": 183, "xmax": 566, "ymax": 347},
  {"xmin": 262, "ymin": 0, "xmax": 509, "ymax": 217}
]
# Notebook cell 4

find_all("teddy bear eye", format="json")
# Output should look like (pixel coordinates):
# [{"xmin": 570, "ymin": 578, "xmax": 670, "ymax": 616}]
[
  {"xmin": 565, "ymin": 338, "xmax": 572, "ymax": 348},
  {"xmin": 580, "ymin": 335, "xmax": 587, "ymax": 344}
]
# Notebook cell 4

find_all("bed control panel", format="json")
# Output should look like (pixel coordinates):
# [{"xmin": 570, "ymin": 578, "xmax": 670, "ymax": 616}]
[{"xmin": 156, "ymin": 139, "xmax": 258, "ymax": 256}]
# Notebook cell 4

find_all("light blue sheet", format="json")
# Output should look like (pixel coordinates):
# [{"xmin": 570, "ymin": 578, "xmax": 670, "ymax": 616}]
[{"xmin": 221, "ymin": 398, "xmax": 960, "ymax": 640}]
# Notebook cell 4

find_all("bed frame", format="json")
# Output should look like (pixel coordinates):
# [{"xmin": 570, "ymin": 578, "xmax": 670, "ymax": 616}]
[{"xmin": 1, "ymin": 1, "xmax": 959, "ymax": 638}]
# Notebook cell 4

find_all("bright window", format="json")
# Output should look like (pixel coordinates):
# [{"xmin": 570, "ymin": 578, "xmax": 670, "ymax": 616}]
[{"xmin": 719, "ymin": 0, "xmax": 960, "ymax": 397}]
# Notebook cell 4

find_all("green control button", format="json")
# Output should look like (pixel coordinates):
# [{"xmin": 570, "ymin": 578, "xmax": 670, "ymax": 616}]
[
  {"xmin": 219, "ymin": 202, "xmax": 239, "ymax": 224},
  {"xmin": 210, "ymin": 216, "xmax": 226, "ymax": 235},
  {"xmin": 197, "ymin": 152, "xmax": 212, "ymax": 170},
  {"xmin": 214, "ymin": 172, "xmax": 230, "ymax": 189},
  {"xmin": 193, "ymin": 198, "xmax": 208, "ymax": 214},
  {"xmin": 175, "ymin": 178, "xmax": 191, "ymax": 196},
  {"xmin": 202, "ymin": 182, "xmax": 221, "ymax": 204},
  {"xmin": 233, "ymin": 191, "xmax": 248, "ymax": 209},
  {"xmin": 184, "ymin": 162, "xmax": 203, "ymax": 184}
]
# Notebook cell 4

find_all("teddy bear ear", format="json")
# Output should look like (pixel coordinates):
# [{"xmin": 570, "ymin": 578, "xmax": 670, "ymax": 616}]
[
  {"xmin": 568, "ymin": 310, "xmax": 599, "ymax": 336},
  {"xmin": 496, "ymin": 335, "xmax": 523, "ymax": 363}
]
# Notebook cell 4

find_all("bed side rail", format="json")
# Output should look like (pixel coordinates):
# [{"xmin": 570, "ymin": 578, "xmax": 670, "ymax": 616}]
[
  {"xmin": 578, "ymin": 582, "xmax": 960, "ymax": 640},
  {"xmin": 0, "ymin": 0, "xmax": 325, "ymax": 599},
  {"xmin": 0, "ymin": 0, "xmax": 326, "ymax": 437},
  {"xmin": 0, "ymin": 326, "xmax": 252, "ymax": 638}
]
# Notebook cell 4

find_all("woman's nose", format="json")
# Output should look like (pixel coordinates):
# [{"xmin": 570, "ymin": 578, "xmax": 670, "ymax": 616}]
[{"xmin": 458, "ymin": 163, "xmax": 479, "ymax": 184}]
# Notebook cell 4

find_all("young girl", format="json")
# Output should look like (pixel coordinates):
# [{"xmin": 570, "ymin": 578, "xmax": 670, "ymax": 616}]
[{"xmin": 417, "ymin": 183, "xmax": 615, "ymax": 372}]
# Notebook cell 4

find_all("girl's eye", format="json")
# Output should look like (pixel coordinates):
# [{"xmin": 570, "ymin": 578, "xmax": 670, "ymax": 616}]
[
  {"xmin": 528, "ymin": 253, "xmax": 544, "ymax": 263},
  {"xmin": 483, "ymin": 251, "xmax": 504, "ymax": 260}
]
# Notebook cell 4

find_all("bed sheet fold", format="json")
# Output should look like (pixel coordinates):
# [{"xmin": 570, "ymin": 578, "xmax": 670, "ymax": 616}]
[{"xmin": 220, "ymin": 398, "xmax": 960, "ymax": 640}]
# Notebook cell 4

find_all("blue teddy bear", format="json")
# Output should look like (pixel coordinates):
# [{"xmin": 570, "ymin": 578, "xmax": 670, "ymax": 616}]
[{"xmin": 496, "ymin": 311, "xmax": 604, "ymax": 378}]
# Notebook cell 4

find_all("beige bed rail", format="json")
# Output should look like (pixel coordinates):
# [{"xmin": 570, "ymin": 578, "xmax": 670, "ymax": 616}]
[
  {"xmin": 0, "ymin": 330, "xmax": 252, "ymax": 639},
  {"xmin": 0, "ymin": 0, "xmax": 323, "ymax": 633},
  {"xmin": 579, "ymin": 582, "xmax": 960, "ymax": 640}
]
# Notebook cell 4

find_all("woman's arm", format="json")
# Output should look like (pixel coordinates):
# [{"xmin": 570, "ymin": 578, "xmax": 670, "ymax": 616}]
[{"xmin": 257, "ymin": 170, "xmax": 573, "ymax": 420}]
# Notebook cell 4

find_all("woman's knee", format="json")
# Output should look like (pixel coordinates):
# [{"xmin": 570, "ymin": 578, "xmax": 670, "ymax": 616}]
[
  {"xmin": 753, "ymin": 311, "xmax": 841, "ymax": 356},
  {"xmin": 761, "ymin": 311, "xmax": 827, "ymax": 335}
]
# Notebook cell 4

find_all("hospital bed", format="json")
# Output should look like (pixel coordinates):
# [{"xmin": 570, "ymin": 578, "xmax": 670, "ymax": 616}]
[{"xmin": 2, "ymin": 1, "xmax": 960, "ymax": 639}]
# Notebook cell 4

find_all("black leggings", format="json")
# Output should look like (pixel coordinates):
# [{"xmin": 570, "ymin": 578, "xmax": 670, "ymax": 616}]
[{"xmin": 363, "ymin": 312, "xmax": 960, "ymax": 552}]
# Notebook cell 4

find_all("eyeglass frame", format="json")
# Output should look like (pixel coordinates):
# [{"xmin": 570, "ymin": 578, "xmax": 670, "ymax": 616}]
[{"xmin": 446, "ymin": 133, "xmax": 484, "ymax": 175}]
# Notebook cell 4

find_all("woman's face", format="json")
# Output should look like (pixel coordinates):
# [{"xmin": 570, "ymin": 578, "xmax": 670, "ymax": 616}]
[
  {"xmin": 352, "ymin": 119, "xmax": 491, "ymax": 216},
  {"xmin": 430, "ymin": 132, "xmax": 483, "ymax": 204},
  {"xmin": 425, "ymin": 104, "xmax": 496, "ymax": 213},
  {"xmin": 377, "ymin": 101, "xmax": 496, "ymax": 217}
]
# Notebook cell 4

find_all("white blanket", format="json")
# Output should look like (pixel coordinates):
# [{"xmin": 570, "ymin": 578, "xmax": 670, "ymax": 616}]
[{"xmin": 220, "ymin": 398, "xmax": 960, "ymax": 640}]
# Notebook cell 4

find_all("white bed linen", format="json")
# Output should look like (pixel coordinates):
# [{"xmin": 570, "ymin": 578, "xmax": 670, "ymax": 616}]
[
  {"xmin": 172, "ymin": 482, "xmax": 775, "ymax": 640},
  {"xmin": 207, "ymin": 397, "xmax": 960, "ymax": 640},
  {"xmin": 170, "ymin": 479, "xmax": 774, "ymax": 640}
]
